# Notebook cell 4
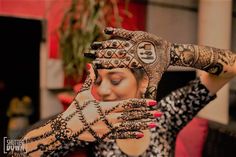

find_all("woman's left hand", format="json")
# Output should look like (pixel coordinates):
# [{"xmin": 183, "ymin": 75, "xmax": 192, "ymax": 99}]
[{"xmin": 87, "ymin": 27, "xmax": 172, "ymax": 99}]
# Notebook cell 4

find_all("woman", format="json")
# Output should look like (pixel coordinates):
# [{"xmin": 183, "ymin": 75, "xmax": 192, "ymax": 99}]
[
  {"xmin": 11, "ymin": 28, "xmax": 236, "ymax": 157},
  {"xmin": 88, "ymin": 27, "xmax": 236, "ymax": 156}
]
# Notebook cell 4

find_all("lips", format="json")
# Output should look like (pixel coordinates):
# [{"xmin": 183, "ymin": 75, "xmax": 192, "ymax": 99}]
[{"xmin": 102, "ymin": 97, "xmax": 117, "ymax": 102}]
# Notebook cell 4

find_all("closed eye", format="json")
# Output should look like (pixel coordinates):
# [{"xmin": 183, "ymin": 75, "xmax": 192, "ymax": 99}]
[{"xmin": 110, "ymin": 79, "xmax": 122, "ymax": 85}]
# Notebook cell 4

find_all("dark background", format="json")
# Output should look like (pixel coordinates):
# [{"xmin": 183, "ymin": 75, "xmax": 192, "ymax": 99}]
[{"xmin": 0, "ymin": 16, "xmax": 42, "ymax": 156}]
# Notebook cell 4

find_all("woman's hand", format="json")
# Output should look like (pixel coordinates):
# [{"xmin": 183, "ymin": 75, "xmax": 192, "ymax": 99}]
[
  {"xmin": 87, "ymin": 27, "xmax": 172, "ymax": 99},
  {"xmin": 86, "ymin": 27, "xmax": 236, "ymax": 98},
  {"xmin": 15, "ymin": 65, "xmax": 160, "ymax": 156},
  {"xmin": 61, "ymin": 64, "xmax": 161, "ymax": 142}
]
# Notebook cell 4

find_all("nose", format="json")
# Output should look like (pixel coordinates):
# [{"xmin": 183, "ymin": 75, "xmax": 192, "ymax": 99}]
[{"xmin": 96, "ymin": 81, "xmax": 112, "ymax": 98}]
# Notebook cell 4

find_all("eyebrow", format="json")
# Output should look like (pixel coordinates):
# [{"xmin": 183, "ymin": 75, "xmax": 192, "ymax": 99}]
[{"xmin": 107, "ymin": 71, "xmax": 125, "ymax": 76}]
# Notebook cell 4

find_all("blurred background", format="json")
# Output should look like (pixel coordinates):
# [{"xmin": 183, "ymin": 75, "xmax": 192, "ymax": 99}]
[{"xmin": 0, "ymin": 0, "xmax": 236, "ymax": 156}]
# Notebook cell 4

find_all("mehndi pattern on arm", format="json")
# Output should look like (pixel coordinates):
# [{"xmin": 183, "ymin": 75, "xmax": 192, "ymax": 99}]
[
  {"xmin": 89, "ymin": 28, "xmax": 172, "ymax": 99},
  {"xmin": 170, "ymin": 43, "xmax": 236, "ymax": 76}
]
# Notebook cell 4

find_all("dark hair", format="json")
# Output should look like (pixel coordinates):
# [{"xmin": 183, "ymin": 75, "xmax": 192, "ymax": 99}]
[{"xmin": 130, "ymin": 68, "xmax": 146, "ymax": 84}]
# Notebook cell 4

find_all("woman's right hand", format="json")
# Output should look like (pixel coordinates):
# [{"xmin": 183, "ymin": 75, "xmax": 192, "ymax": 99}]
[
  {"xmin": 14, "ymin": 65, "xmax": 160, "ymax": 156},
  {"xmin": 59, "ymin": 64, "xmax": 161, "ymax": 143}
]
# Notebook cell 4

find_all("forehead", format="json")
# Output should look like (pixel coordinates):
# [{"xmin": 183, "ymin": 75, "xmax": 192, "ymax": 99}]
[{"xmin": 97, "ymin": 68, "xmax": 132, "ymax": 76}]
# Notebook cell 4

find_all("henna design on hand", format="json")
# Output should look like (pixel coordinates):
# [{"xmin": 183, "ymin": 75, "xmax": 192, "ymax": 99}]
[
  {"xmin": 11, "ymin": 112, "xmax": 83, "ymax": 156},
  {"xmin": 87, "ymin": 28, "xmax": 236, "ymax": 100},
  {"xmin": 21, "ymin": 99, "xmax": 151, "ymax": 155},
  {"xmin": 121, "ymin": 99, "xmax": 147, "ymax": 109},
  {"xmin": 74, "ymin": 99, "xmax": 112, "ymax": 142},
  {"xmin": 73, "ymin": 97, "xmax": 155, "ymax": 142},
  {"xmin": 170, "ymin": 43, "xmax": 236, "ymax": 76},
  {"xmin": 117, "ymin": 120, "xmax": 154, "ymax": 131},
  {"xmin": 107, "ymin": 131, "xmax": 144, "ymax": 139},
  {"xmin": 80, "ymin": 77, "xmax": 92, "ymax": 92},
  {"xmin": 118, "ymin": 110, "xmax": 153, "ymax": 121},
  {"xmin": 51, "ymin": 114, "xmax": 73, "ymax": 141},
  {"xmin": 88, "ymin": 28, "xmax": 172, "ymax": 99},
  {"xmin": 15, "ymin": 65, "xmax": 158, "ymax": 156}
]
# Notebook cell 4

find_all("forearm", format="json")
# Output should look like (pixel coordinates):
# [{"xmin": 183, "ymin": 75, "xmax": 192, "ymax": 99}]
[
  {"xmin": 11, "ymin": 110, "xmax": 89, "ymax": 156},
  {"xmin": 169, "ymin": 43, "xmax": 236, "ymax": 78},
  {"xmin": 159, "ymin": 78, "xmax": 216, "ymax": 134}
]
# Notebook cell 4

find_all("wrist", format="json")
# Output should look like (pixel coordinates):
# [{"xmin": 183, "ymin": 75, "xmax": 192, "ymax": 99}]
[
  {"xmin": 61, "ymin": 107, "xmax": 93, "ymax": 142},
  {"xmin": 20, "ymin": 120, "xmax": 60, "ymax": 156},
  {"xmin": 169, "ymin": 43, "xmax": 180, "ymax": 66}
]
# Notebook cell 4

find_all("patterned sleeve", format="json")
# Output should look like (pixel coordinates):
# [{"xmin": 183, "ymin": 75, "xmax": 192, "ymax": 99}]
[{"xmin": 158, "ymin": 77, "xmax": 216, "ymax": 135}]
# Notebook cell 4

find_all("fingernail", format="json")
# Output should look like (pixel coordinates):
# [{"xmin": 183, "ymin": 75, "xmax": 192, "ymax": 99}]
[
  {"xmin": 86, "ymin": 64, "xmax": 91, "ymax": 70},
  {"xmin": 104, "ymin": 27, "xmax": 113, "ymax": 34},
  {"xmin": 148, "ymin": 101, "xmax": 157, "ymax": 106},
  {"xmin": 148, "ymin": 122, "xmax": 157, "ymax": 128},
  {"xmin": 153, "ymin": 112, "xmax": 162, "ymax": 118},
  {"xmin": 84, "ymin": 51, "xmax": 96, "ymax": 59},
  {"xmin": 91, "ymin": 42, "xmax": 102, "ymax": 49},
  {"xmin": 93, "ymin": 62, "xmax": 103, "ymax": 69},
  {"xmin": 136, "ymin": 133, "xmax": 144, "ymax": 139}
]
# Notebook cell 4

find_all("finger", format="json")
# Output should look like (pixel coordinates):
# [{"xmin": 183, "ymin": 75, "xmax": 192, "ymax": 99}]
[
  {"xmin": 106, "ymin": 130, "xmax": 144, "ymax": 139},
  {"xmin": 93, "ymin": 58, "xmax": 142, "ymax": 69},
  {"xmin": 100, "ymin": 98, "xmax": 157, "ymax": 113},
  {"xmin": 112, "ymin": 98, "xmax": 157, "ymax": 112},
  {"xmin": 117, "ymin": 110, "xmax": 162, "ymax": 122},
  {"xmin": 145, "ymin": 86, "xmax": 157, "ymax": 100},
  {"xmin": 79, "ymin": 64, "xmax": 96, "ymax": 92},
  {"xmin": 118, "ymin": 99, "xmax": 157, "ymax": 110},
  {"xmin": 145, "ymin": 73, "xmax": 163, "ymax": 99},
  {"xmin": 115, "ymin": 120, "xmax": 157, "ymax": 131},
  {"xmin": 107, "ymin": 110, "xmax": 161, "ymax": 124},
  {"xmin": 84, "ymin": 50, "xmax": 96, "ymax": 59},
  {"xmin": 94, "ymin": 49, "xmax": 127, "ymax": 59},
  {"xmin": 104, "ymin": 27, "xmax": 134, "ymax": 39},
  {"xmin": 91, "ymin": 40, "xmax": 131, "ymax": 50}
]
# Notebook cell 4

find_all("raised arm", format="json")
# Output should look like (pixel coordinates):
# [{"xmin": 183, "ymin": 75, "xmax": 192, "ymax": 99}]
[
  {"xmin": 88, "ymin": 27, "xmax": 236, "ymax": 96},
  {"xmin": 10, "ymin": 65, "xmax": 159, "ymax": 156},
  {"xmin": 169, "ymin": 43, "xmax": 236, "ymax": 94}
]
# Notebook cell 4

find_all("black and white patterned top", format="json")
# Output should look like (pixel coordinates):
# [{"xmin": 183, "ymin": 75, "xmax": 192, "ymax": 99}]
[{"xmin": 85, "ymin": 78, "xmax": 216, "ymax": 157}]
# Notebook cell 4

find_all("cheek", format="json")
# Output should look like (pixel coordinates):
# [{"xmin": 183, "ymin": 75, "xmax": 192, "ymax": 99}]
[
  {"xmin": 91, "ymin": 85, "xmax": 101, "ymax": 100},
  {"xmin": 113, "ymin": 79, "xmax": 138, "ymax": 99}
]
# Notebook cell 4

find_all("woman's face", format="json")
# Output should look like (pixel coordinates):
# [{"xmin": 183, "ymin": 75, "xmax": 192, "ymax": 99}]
[{"xmin": 94, "ymin": 68, "xmax": 144, "ymax": 101}]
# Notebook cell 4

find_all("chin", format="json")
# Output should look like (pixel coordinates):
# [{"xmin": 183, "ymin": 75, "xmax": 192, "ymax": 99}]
[{"xmin": 102, "ymin": 98, "xmax": 117, "ymax": 101}]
